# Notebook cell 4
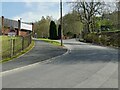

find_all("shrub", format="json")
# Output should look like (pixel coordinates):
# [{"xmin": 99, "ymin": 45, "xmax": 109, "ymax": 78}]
[
  {"xmin": 92, "ymin": 34, "xmax": 100, "ymax": 44},
  {"xmin": 83, "ymin": 31, "xmax": 120, "ymax": 48},
  {"xmin": 84, "ymin": 33, "xmax": 99, "ymax": 44},
  {"xmin": 99, "ymin": 35, "xmax": 111, "ymax": 46},
  {"xmin": 66, "ymin": 31, "xmax": 74, "ymax": 38},
  {"xmin": 84, "ymin": 33, "xmax": 92, "ymax": 43}
]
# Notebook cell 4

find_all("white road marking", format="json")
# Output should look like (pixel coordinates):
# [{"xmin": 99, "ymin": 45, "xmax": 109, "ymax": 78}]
[{"xmin": 0, "ymin": 46, "xmax": 69, "ymax": 77}]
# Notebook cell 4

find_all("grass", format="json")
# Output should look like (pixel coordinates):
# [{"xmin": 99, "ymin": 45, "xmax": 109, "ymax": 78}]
[
  {"xmin": 0, "ymin": 40, "xmax": 35, "ymax": 63},
  {"xmin": 0, "ymin": 36, "xmax": 2, "ymax": 59},
  {"xmin": 1, "ymin": 36, "xmax": 22, "ymax": 59},
  {"xmin": 0, "ymin": 37, "xmax": 61, "ymax": 63},
  {"xmin": 1, "ymin": 35, "xmax": 33, "ymax": 59},
  {"xmin": 0, "ymin": 35, "xmax": 34, "ymax": 63},
  {"xmin": 1, "ymin": 36, "xmax": 11, "ymax": 58},
  {"xmin": 38, "ymin": 38, "xmax": 62, "ymax": 46}
]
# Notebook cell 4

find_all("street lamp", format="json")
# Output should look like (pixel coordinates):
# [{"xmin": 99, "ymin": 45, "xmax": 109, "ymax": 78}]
[{"xmin": 60, "ymin": 0, "xmax": 63, "ymax": 46}]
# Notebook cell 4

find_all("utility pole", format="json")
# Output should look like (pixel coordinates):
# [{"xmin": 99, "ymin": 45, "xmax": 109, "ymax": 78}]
[
  {"xmin": 60, "ymin": 0, "xmax": 63, "ymax": 46},
  {"xmin": 118, "ymin": 1, "xmax": 120, "ymax": 29}
]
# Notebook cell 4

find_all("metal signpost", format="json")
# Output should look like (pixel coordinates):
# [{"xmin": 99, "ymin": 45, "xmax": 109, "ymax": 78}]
[{"xmin": 8, "ymin": 32, "xmax": 16, "ymax": 57}]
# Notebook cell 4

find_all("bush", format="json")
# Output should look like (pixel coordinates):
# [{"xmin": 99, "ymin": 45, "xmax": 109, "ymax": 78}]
[
  {"xmin": 83, "ymin": 31, "xmax": 120, "ymax": 48},
  {"xmin": 66, "ymin": 31, "xmax": 74, "ymax": 38},
  {"xmin": 110, "ymin": 33, "xmax": 120, "ymax": 47},
  {"xmin": 99, "ymin": 35, "xmax": 108, "ymax": 46},
  {"xmin": 84, "ymin": 33, "xmax": 92, "ymax": 43},
  {"xmin": 93, "ymin": 36, "xmax": 100, "ymax": 44},
  {"xmin": 84, "ymin": 33, "xmax": 99, "ymax": 44}
]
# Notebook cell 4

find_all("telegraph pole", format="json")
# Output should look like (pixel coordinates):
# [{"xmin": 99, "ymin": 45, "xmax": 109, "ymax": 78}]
[
  {"xmin": 118, "ymin": 1, "xmax": 120, "ymax": 29},
  {"xmin": 60, "ymin": 0, "xmax": 63, "ymax": 46}
]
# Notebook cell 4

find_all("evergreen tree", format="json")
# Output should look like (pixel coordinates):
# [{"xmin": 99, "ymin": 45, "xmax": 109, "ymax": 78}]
[
  {"xmin": 49, "ymin": 21, "xmax": 57, "ymax": 39},
  {"xmin": 58, "ymin": 25, "xmax": 61, "ymax": 39}
]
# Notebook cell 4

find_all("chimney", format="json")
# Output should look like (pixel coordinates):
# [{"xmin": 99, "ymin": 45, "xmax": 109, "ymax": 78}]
[
  {"xmin": 32, "ymin": 23, "xmax": 34, "ymax": 34},
  {"xmin": 2, "ymin": 16, "xmax": 4, "ymax": 35},
  {"xmin": 18, "ymin": 20, "xmax": 20, "ymax": 36}
]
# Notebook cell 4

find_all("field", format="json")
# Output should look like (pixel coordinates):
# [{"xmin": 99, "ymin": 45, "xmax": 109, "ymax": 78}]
[
  {"xmin": 1, "ymin": 36, "xmax": 20, "ymax": 59},
  {"xmin": 1, "ymin": 35, "xmax": 32, "ymax": 60}
]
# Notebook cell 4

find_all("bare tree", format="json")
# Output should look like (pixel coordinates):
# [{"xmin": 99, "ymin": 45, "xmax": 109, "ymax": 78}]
[{"xmin": 71, "ymin": 0, "xmax": 105, "ymax": 33}]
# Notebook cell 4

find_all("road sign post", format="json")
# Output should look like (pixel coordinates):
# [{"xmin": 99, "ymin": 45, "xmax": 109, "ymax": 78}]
[{"xmin": 8, "ymin": 32, "xmax": 16, "ymax": 57}]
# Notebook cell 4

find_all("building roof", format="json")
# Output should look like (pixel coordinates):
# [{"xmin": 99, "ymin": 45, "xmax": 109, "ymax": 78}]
[
  {"xmin": 4, "ymin": 18, "xmax": 18, "ymax": 29},
  {"xmin": 3, "ymin": 17, "xmax": 32, "ymax": 31}
]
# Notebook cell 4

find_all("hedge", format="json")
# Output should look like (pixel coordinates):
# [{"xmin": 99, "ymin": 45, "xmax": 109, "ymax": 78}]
[{"xmin": 83, "ymin": 31, "xmax": 120, "ymax": 47}]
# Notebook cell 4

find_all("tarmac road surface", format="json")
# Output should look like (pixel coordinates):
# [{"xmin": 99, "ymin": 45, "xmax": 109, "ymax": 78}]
[{"xmin": 2, "ymin": 39, "xmax": 118, "ymax": 88}]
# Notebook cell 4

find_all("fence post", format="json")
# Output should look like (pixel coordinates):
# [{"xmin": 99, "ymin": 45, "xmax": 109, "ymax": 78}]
[
  {"xmin": 28, "ymin": 35, "xmax": 30, "ymax": 47},
  {"xmin": 22, "ymin": 36, "xmax": 24, "ymax": 50},
  {"xmin": 30, "ymin": 35, "xmax": 32, "ymax": 44},
  {"xmin": 28, "ymin": 35, "xmax": 29, "ymax": 47},
  {"xmin": 28, "ymin": 35, "xmax": 30, "ymax": 46},
  {"xmin": 10, "ymin": 38, "xmax": 13, "ymax": 58},
  {"xmin": 29, "ymin": 34, "xmax": 31, "ymax": 45},
  {"xmin": 13, "ymin": 39, "xmax": 15, "ymax": 55},
  {"xmin": 8, "ymin": 38, "xmax": 11, "ymax": 58}
]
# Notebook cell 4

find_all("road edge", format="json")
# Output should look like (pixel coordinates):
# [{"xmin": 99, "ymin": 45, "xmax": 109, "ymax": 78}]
[{"xmin": 0, "ymin": 43, "xmax": 70, "ymax": 76}]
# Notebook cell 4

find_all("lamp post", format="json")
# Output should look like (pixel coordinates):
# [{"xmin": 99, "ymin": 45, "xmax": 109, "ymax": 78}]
[{"xmin": 60, "ymin": 0, "xmax": 63, "ymax": 46}]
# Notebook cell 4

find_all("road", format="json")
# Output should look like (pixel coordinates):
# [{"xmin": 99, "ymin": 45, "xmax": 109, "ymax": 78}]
[
  {"xmin": 2, "ymin": 40, "xmax": 67, "ymax": 71},
  {"xmin": 2, "ymin": 39, "xmax": 118, "ymax": 88}
]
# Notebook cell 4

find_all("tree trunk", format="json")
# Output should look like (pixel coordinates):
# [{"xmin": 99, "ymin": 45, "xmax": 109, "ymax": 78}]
[{"xmin": 87, "ymin": 23, "xmax": 90, "ymax": 33}]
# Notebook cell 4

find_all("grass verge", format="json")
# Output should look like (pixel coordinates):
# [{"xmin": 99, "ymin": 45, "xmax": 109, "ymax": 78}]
[
  {"xmin": 0, "ymin": 40, "xmax": 35, "ymax": 63},
  {"xmin": 38, "ymin": 38, "xmax": 62, "ymax": 46}
]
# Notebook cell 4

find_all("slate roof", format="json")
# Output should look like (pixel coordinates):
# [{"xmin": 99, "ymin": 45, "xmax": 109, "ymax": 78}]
[{"xmin": 4, "ymin": 18, "xmax": 18, "ymax": 29}]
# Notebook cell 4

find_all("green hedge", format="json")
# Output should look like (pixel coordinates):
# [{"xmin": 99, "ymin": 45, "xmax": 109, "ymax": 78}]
[{"xmin": 83, "ymin": 31, "xmax": 120, "ymax": 47}]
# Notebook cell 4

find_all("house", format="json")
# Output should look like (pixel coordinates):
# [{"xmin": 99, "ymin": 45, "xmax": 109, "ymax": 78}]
[
  {"xmin": 1, "ymin": 16, "xmax": 34, "ymax": 37},
  {"xmin": 20, "ymin": 22, "xmax": 33, "ymax": 36}
]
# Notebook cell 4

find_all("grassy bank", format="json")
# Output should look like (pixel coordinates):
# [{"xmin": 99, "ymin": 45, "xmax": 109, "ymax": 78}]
[
  {"xmin": 1, "ymin": 38, "xmax": 35, "ymax": 63},
  {"xmin": 0, "ymin": 35, "xmax": 34, "ymax": 62},
  {"xmin": 38, "ymin": 38, "xmax": 62, "ymax": 46},
  {"xmin": 1, "ymin": 36, "xmax": 22, "ymax": 59},
  {"xmin": 1, "ymin": 35, "xmax": 32, "ymax": 59}
]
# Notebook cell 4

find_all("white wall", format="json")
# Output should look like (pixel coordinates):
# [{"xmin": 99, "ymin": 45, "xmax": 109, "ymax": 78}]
[{"xmin": 21, "ymin": 23, "xmax": 32, "ymax": 31}]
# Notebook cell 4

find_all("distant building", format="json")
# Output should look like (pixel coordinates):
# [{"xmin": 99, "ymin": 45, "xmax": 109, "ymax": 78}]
[{"xmin": 1, "ymin": 16, "xmax": 34, "ymax": 37}]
